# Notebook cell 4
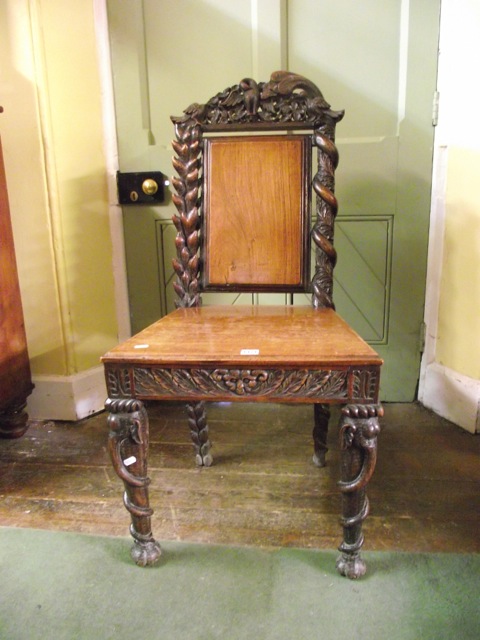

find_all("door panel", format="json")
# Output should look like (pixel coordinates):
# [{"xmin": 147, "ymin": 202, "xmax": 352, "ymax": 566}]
[
  {"xmin": 108, "ymin": 0, "xmax": 267, "ymax": 333},
  {"xmin": 107, "ymin": 0, "xmax": 440, "ymax": 400},
  {"xmin": 288, "ymin": 0, "xmax": 440, "ymax": 399},
  {"xmin": 288, "ymin": 1, "xmax": 402, "ymax": 138},
  {"xmin": 155, "ymin": 220, "xmax": 176, "ymax": 317},
  {"xmin": 295, "ymin": 217, "xmax": 392, "ymax": 343},
  {"xmin": 334, "ymin": 218, "xmax": 392, "ymax": 344},
  {"xmin": 144, "ymin": 1, "xmax": 254, "ymax": 147}
]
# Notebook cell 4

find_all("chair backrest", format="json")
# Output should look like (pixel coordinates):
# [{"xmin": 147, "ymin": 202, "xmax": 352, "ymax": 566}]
[{"xmin": 170, "ymin": 71, "xmax": 344, "ymax": 310}]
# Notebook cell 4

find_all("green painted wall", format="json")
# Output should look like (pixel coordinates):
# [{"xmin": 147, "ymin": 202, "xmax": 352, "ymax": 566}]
[
  {"xmin": 0, "ymin": 0, "xmax": 118, "ymax": 376},
  {"xmin": 435, "ymin": 0, "xmax": 480, "ymax": 382},
  {"xmin": 437, "ymin": 148, "xmax": 480, "ymax": 379}
]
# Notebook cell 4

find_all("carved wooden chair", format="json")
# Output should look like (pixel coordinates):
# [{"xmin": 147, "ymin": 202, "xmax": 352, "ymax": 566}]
[{"xmin": 102, "ymin": 71, "xmax": 383, "ymax": 579}]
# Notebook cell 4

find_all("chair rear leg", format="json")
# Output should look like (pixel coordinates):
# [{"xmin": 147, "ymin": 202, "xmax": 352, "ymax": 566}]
[
  {"xmin": 313, "ymin": 403, "xmax": 330, "ymax": 467},
  {"xmin": 186, "ymin": 401, "xmax": 213, "ymax": 467}
]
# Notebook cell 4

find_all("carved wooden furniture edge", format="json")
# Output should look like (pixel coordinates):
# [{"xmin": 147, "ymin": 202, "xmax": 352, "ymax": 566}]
[
  {"xmin": 104, "ymin": 363, "xmax": 380, "ymax": 403},
  {"xmin": 170, "ymin": 71, "xmax": 344, "ymax": 129}
]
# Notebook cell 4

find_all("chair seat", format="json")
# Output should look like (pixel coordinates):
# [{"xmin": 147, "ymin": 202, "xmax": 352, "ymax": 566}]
[{"xmin": 103, "ymin": 305, "xmax": 382, "ymax": 369}]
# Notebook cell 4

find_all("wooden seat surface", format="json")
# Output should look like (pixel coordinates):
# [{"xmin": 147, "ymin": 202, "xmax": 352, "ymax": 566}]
[{"xmin": 102, "ymin": 306, "xmax": 382, "ymax": 368}]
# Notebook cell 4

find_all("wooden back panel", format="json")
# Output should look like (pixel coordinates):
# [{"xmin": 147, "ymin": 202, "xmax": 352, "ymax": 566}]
[{"xmin": 203, "ymin": 135, "xmax": 311, "ymax": 291}]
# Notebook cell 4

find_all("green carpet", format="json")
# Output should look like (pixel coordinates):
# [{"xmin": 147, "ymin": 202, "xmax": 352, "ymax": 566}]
[{"xmin": 0, "ymin": 527, "xmax": 478, "ymax": 640}]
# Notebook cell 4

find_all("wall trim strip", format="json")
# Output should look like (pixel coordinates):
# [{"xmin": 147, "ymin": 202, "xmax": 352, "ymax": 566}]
[{"xmin": 27, "ymin": 366, "xmax": 106, "ymax": 422}]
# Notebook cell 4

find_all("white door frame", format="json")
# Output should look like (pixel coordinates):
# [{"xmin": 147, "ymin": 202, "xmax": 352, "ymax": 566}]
[
  {"xmin": 417, "ymin": 1, "xmax": 480, "ymax": 434},
  {"xmin": 94, "ymin": 0, "xmax": 131, "ymax": 342}
]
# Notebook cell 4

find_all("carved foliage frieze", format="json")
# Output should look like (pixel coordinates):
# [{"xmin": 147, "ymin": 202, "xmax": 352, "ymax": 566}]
[
  {"xmin": 106, "ymin": 366, "xmax": 132, "ymax": 398},
  {"xmin": 105, "ymin": 364, "xmax": 379, "ymax": 403},
  {"xmin": 134, "ymin": 367, "xmax": 349, "ymax": 400},
  {"xmin": 351, "ymin": 369, "xmax": 379, "ymax": 402}
]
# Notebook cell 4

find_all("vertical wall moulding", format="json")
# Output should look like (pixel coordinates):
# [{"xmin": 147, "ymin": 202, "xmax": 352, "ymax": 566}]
[
  {"xmin": 93, "ymin": 0, "xmax": 131, "ymax": 342},
  {"xmin": 29, "ymin": 0, "xmax": 72, "ymax": 376},
  {"xmin": 25, "ymin": 0, "xmax": 118, "ymax": 420}
]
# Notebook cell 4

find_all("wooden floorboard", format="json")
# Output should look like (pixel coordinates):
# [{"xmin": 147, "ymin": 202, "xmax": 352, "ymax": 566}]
[{"xmin": 0, "ymin": 402, "xmax": 478, "ymax": 553}]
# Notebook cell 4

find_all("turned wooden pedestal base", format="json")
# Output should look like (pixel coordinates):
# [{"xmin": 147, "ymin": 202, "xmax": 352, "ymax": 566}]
[{"xmin": 0, "ymin": 400, "xmax": 31, "ymax": 439}]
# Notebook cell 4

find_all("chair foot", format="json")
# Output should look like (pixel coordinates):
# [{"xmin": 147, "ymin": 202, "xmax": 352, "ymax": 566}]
[
  {"xmin": 130, "ymin": 528, "xmax": 163, "ymax": 567},
  {"xmin": 312, "ymin": 452, "xmax": 326, "ymax": 467},
  {"xmin": 195, "ymin": 452, "xmax": 213, "ymax": 467},
  {"xmin": 337, "ymin": 403, "xmax": 382, "ymax": 578},
  {"xmin": 335, "ymin": 549, "xmax": 367, "ymax": 579},
  {"xmin": 187, "ymin": 401, "xmax": 213, "ymax": 466},
  {"xmin": 313, "ymin": 403, "xmax": 330, "ymax": 467}
]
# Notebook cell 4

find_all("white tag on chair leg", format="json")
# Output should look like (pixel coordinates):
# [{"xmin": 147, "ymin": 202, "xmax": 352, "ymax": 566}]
[{"xmin": 123, "ymin": 456, "xmax": 137, "ymax": 467}]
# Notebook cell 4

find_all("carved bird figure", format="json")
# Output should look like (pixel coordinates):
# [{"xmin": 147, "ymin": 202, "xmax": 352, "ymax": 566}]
[{"xmin": 239, "ymin": 78, "xmax": 260, "ymax": 114}]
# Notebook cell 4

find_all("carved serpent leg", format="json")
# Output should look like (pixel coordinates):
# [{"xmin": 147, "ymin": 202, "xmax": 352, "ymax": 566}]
[
  {"xmin": 312, "ymin": 403, "xmax": 330, "ymax": 467},
  {"xmin": 106, "ymin": 398, "xmax": 162, "ymax": 567},
  {"xmin": 336, "ymin": 404, "xmax": 382, "ymax": 579},
  {"xmin": 186, "ymin": 401, "xmax": 213, "ymax": 467}
]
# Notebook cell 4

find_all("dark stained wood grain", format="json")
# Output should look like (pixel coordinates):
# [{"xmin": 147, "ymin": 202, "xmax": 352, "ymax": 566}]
[{"xmin": 0, "ymin": 136, "xmax": 33, "ymax": 437}]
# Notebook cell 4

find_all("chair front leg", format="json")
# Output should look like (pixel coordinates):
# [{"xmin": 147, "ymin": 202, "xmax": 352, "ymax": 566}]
[
  {"xmin": 313, "ymin": 403, "xmax": 330, "ymax": 467},
  {"xmin": 106, "ymin": 398, "xmax": 162, "ymax": 567},
  {"xmin": 336, "ymin": 403, "xmax": 382, "ymax": 579},
  {"xmin": 186, "ymin": 401, "xmax": 213, "ymax": 467}
]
